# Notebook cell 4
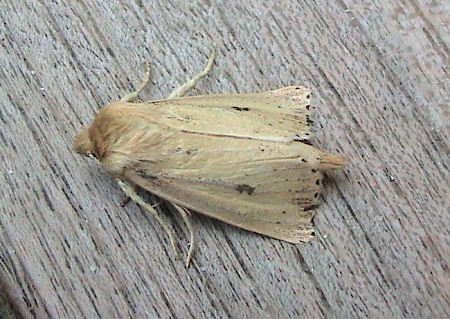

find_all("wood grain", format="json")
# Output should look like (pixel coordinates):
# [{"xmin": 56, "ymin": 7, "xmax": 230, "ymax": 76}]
[{"xmin": 1, "ymin": 1, "xmax": 448, "ymax": 318}]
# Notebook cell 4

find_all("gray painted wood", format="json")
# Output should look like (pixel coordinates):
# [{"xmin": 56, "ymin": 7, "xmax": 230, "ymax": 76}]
[{"xmin": 1, "ymin": 1, "xmax": 449, "ymax": 318}]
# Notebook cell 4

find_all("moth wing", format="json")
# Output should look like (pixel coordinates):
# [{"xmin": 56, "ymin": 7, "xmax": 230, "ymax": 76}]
[
  {"xmin": 134, "ymin": 86, "xmax": 314, "ymax": 142},
  {"xmin": 95, "ymin": 86, "xmax": 344, "ymax": 242},
  {"xmin": 122, "ymin": 133, "xmax": 344, "ymax": 243}
]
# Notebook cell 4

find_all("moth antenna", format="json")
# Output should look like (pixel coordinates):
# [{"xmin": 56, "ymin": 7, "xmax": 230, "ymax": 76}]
[
  {"xmin": 167, "ymin": 48, "xmax": 216, "ymax": 99},
  {"xmin": 173, "ymin": 204, "xmax": 196, "ymax": 268},
  {"xmin": 117, "ymin": 179, "xmax": 180, "ymax": 259},
  {"xmin": 120, "ymin": 61, "xmax": 152, "ymax": 102}
]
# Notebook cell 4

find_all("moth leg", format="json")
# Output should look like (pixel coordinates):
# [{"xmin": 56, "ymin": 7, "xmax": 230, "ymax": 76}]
[
  {"xmin": 116, "ymin": 179, "xmax": 180, "ymax": 259},
  {"xmin": 120, "ymin": 196, "xmax": 131, "ymax": 207},
  {"xmin": 167, "ymin": 49, "xmax": 216, "ymax": 99},
  {"xmin": 172, "ymin": 204, "xmax": 195, "ymax": 268},
  {"xmin": 120, "ymin": 61, "xmax": 152, "ymax": 102}
]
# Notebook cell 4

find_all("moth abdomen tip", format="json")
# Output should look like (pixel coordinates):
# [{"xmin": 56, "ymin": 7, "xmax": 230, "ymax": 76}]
[{"xmin": 317, "ymin": 153, "xmax": 347, "ymax": 171}]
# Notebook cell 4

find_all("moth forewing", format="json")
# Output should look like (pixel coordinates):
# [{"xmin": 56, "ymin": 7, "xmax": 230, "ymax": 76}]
[
  {"xmin": 126, "ymin": 86, "xmax": 314, "ymax": 142},
  {"xmin": 73, "ymin": 51, "xmax": 346, "ymax": 266}
]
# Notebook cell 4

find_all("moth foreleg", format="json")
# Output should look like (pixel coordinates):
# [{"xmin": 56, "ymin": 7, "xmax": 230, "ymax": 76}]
[
  {"xmin": 120, "ymin": 61, "xmax": 152, "ymax": 102},
  {"xmin": 172, "ymin": 204, "xmax": 196, "ymax": 268},
  {"xmin": 116, "ymin": 179, "xmax": 180, "ymax": 260},
  {"xmin": 167, "ymin": 49, "xmax": 216, "ymax": 99},
  {"xmin": 120, "ymin": 196, "xmax": 131, "ymax": 207}
]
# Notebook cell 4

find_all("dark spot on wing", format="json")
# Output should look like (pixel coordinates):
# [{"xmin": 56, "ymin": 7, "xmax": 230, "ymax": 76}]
[
  {"xmin": 231, "ymin": 106, "xmax": 250, "ymax": 111},
  {"xmin": 235, "ymin": 184, "xmax": 255, "ymax": 195},
  {"xmin": 135, "ymin": 170, "xmax": 161, "ymax": 186},
  {"xmin": 136, "ymin": 170, "xmax": 157, "ymax": 179},
  {"xmin": 186, "ymin": 149, "xmax": 198, "ymax": 155}
]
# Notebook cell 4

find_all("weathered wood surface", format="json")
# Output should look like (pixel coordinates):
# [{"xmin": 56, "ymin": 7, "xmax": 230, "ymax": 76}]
[{"xmin": 1, "ymin": 1, "xmax": 449, "ymax": 318}]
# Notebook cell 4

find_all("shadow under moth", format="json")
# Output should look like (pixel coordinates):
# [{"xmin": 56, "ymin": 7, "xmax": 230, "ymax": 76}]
[{"xmin": 73, "ymin": 50, "xmax": 346, "ymax": 267}]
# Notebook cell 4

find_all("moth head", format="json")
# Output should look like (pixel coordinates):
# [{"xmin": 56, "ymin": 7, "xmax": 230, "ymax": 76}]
[
  {"xmin": 72, "ymin": 129, "xmax": 98, "ymax": 160},
  {"xmin": 72, "ymin": 121, "xmax": 134, "ymax": 176}
]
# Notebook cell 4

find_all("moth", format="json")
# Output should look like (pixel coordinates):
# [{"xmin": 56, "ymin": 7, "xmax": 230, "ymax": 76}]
[{"xmin": 73, "ymin": 50, "xmax": 346, "ymax": 267}]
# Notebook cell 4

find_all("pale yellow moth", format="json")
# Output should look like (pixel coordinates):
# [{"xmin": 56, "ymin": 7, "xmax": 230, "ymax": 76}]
[{"xmin": 73, "ymin": 50, "xmax": 346, "ymax": 267}]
